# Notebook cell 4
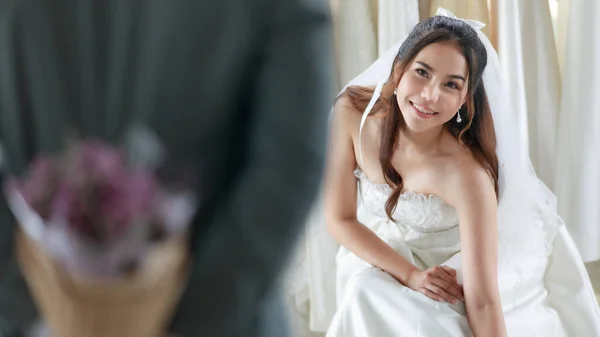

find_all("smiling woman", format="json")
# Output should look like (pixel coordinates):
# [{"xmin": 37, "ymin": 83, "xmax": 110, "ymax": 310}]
[
  {"xmin": 340, "ymin": 15, "xmax": 498, "ymax": 222},
  {"xmin": 309, "ymin": 9, "xmax": 600, "ymax": 337},
  {"xmin": 324, "ymin": 14, "xmax": 503, "ymax": 337}
]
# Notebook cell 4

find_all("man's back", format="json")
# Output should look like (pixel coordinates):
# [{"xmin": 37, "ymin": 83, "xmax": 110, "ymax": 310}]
[{"xmin": 0, "ymin": 0, "xmax": 333, "ymax": 335}]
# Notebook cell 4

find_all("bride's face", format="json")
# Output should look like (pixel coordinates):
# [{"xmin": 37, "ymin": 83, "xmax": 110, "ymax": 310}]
[{"xmin": 395, "ymin": 41, "xmax": 469, "ymax": 133}]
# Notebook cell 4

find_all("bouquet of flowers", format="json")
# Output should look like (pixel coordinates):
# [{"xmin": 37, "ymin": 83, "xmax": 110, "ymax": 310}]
[{"xmin": 5, "ymin": 128, "xmax": 197, "ymax": 337}]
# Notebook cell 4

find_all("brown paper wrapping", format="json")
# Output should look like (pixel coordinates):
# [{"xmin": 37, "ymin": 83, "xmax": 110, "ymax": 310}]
[{"xmin": 16, "ymin": 230, "xmax": 190, "ymax": 337}]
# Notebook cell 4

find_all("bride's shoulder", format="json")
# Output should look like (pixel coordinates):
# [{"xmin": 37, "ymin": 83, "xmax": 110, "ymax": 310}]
[
  {"xmin": 435, "ymin": 140, "xmax": 493, "ymax": 193},
  {"xmin": 331, "ymin": 86, "xmax": 381, "ymax": 139},
  {"xmin": 331, "ymin": 93, "xmax": 364, "ymax": 132},
  {"xmin": 441, "ymin": 152, "xmax": 496, "ymax": 204}
]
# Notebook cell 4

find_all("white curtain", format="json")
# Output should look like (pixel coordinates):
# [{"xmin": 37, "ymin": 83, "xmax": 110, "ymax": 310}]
[
  {"xmin": 333, "ymin": 0, "xmax": 419, "ymax": 91},
  {"xmin": 377, "ymin": 0, "xmax": 420, "ymax": 56},
  {"xmin": 497, "ymin": 0, "xmax": 561, "ymax": 187},
  {"xmin": 554, "ymin": 0, "xmax": 600, "ymax": 262},
  {"xmin": 334, "ymin": 0, "xmax": 377, "ymax": 89}
]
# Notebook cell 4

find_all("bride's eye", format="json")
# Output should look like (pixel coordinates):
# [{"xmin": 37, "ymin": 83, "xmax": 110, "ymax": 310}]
[
  {"xmin": 446, "ymin": 81, "xmax": 459, "ymax": 90},
  {"xmin": 416, "ymin": 69, "xmax": 428, "ymax": 78}
]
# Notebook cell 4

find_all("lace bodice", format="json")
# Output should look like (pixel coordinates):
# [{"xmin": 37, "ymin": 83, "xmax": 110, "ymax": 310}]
[{"xmin": 354, "ymin": 169, "xmax": 459, "ymax": 235}]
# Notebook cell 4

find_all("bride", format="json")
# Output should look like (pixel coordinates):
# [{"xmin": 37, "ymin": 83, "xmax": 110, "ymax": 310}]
[{"xmin": 293, "ymin": 8, "xmax": 600, "ymax": 337}]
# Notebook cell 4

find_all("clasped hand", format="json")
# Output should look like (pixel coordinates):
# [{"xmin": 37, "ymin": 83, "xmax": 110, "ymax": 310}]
[{"xmin": 406, "ymin": 265, "xmax": 464, "ymax": 304}]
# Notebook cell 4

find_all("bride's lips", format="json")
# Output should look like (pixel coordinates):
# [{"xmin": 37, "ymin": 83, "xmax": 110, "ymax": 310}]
[{"xmin": 410, "ymin": 101, "xmax": 438, "ymax": 119}]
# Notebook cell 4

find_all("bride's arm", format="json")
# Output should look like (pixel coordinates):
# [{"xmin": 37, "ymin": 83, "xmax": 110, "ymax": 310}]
[
  {"xmin": 324, "ymin": 103, "xmax": 420, "ymax": 286},
  {"xmin": 449, "ymin": 164, "xmax": 506, "ymax": 337}
]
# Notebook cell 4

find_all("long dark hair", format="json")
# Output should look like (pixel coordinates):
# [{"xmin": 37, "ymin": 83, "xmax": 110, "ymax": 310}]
[{"xmin": 340, "ymin": 16, "xmax": 499, "ymax": 221}]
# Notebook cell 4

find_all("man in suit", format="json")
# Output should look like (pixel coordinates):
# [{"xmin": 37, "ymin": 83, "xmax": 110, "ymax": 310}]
[{"xmin": 0, "ymin": 0, "xmax": 333, "ymax": 336}]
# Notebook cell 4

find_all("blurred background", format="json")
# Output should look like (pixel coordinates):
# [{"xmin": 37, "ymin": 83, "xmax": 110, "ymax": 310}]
[{"xmin": 286, "ymin": 0, "xmax": 600, "ymax": 336}]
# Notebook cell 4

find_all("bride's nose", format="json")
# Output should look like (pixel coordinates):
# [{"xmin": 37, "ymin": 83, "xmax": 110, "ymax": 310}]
[{"xmin": 420, "ymin": 83, "xmax": 440, "ymax": 104}]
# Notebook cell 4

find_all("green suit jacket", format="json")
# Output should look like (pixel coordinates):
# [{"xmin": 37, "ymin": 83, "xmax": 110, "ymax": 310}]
[{"xmin": 0, "ymin": 0, "xmax": 333, "ymax": 336}]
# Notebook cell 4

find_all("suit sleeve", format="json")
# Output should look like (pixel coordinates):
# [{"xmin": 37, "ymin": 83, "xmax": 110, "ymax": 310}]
[
  {"xmin": 0, "ymin": 145, "xmax": 38, "ymax": 336},
  {"xmin": 170, "ymin": 0, "xmax": 333, "ymax": 336}
]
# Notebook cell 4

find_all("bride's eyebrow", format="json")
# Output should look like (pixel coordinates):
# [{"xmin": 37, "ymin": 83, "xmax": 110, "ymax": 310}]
[{"xmin": 415, "ymin": 61, "xmax": 466, "ymax": 82}]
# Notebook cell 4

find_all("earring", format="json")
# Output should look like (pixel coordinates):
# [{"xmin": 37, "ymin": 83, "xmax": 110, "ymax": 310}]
[
  {"xmin": 456, "ymin": 110, "xmax": 462, "ymax": 123},
  {"xmin": 393, "ymin": 88, "xmax": 397, "ymax": 95}
]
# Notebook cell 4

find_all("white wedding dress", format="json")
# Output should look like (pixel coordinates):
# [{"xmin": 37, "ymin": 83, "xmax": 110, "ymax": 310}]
[
  {"xmin": 327, "ymin": 169, "xmax": 471, "ymax": 337},
  {"xmin": 325, "ymin": 120, "xmax": 569, "ymax": 337},
  {"xmin": 287, "ymin": 163, "xmax": 600, "ymax": 336}
]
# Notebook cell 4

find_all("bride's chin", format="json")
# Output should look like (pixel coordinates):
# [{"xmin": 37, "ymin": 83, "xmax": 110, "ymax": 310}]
[
  {"xmin": 404, "ymin": 124, "xmax": 430, "ymax": 133},
  {"xmin": 401, "ymin": 115, "xmax": 431, "ymax": 133}
]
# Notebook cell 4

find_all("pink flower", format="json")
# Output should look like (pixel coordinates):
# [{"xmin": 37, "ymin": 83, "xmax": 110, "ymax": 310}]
[{"xmin": 80, "ymin": 142, "xmax": 126, "ymax": 178}]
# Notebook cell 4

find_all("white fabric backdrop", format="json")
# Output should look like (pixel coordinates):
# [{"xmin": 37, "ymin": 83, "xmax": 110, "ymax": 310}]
[
  {"xmin": 498, "ymin": 0, "xmax": 561, "ymax": 185},
  {"xmin": 554, "ymin": 0, "xmax": 600, "ymax": 262},
  {"xmin": 334, "ymin": 0, "xmax": 377, "ymax": 89},
  {"xmin": 332, "ymin": 0, "xmax": 419, "ymax": 91},
  {"xmin": 498, "ymin": 0, "xmax": 561, "ymax": 190},
  {"xmin": 376, "ymin": 0, "xmax": 420, "ymax": 56}
]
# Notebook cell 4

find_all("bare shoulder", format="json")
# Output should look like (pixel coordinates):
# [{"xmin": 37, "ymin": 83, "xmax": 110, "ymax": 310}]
[
  {"xmin": 442, "ymin": 151, "xmax": 497, "ymax": 209},
  {"xmin": 331, "ymin": 94, "xmax": 363, "ymax": 137}
]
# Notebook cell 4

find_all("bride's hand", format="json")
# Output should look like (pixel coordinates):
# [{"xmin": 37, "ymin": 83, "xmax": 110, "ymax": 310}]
[{"xmin": 406, "ymin": 266, "xmax": 464, "ymax": 303}]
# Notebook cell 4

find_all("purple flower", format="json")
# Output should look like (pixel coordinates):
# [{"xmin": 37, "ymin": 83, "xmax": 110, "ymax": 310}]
[
  {"xmin": 28, "ymin": 141, "xmax": 159, "ymax": 242},
  {"xmin": 49, "ymin": 182, "xmax": 75, "ymax": 221},
  {"xmin": 96, "ymin": 170, "xmax": 157, "ymax": 240},
  {"xmin": 65, "ymin": 141, "xmax": 126, "ymax": 188}
]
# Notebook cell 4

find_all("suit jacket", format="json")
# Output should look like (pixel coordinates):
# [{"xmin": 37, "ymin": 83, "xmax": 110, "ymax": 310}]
[{"xmin": 0, "ymin": 0, "xmax": 333, "ymax": 336}]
